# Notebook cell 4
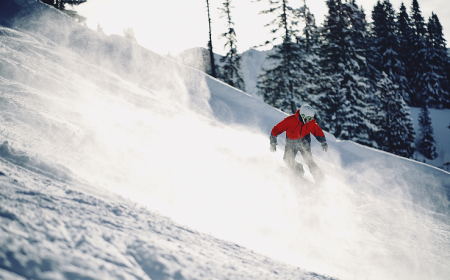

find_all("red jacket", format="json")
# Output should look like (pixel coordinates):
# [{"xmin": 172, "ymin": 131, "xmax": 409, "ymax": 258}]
[{"xmin": 271, "ymin": 109, "xmax": 325, "ymax": 141}]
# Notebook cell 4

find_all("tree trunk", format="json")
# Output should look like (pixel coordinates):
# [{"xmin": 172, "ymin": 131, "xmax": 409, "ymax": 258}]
[{"xmin": 206, "ymin": 0, "xmax": 216, "ymax": 78}]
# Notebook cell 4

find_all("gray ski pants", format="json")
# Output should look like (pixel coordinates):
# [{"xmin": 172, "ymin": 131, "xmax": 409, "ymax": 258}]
[{"xmin": 283, "ymin": 141, "xmax": 324, "ymax": 182}]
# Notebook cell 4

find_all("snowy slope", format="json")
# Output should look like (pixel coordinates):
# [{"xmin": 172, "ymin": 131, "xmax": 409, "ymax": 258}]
[
  {"xmin": 1, "ymin": 1, "xmax": 450, "ymax": 280},
  {"xmin": 0, "ymin": 157, "xmax": 330, "ymax": 280},
  {"xmin": 240, "ymin": 48, "xmax": 273, "ymax": 102}
]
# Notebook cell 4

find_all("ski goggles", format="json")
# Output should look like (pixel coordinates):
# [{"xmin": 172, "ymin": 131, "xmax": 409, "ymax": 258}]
[{"xmin": 301, "ymin": 114, "xmax": 313, "ymax": 123}]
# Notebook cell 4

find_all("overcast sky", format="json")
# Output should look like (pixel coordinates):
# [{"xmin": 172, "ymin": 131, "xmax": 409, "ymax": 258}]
[{"xmin": 73, "ymin": 0, "xmax": 450, "ymax": 57}]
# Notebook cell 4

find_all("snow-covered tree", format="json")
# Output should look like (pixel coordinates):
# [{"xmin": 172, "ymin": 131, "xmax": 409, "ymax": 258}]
[
  {"xmin": 418, "ymin": 104, "xmax": 438, "ymax": 159},
  {"xmin": 396, "ymin": 2, "xmax": 414, "ymax": 105},
  {"xmin": 423, "ymin": 13, "xmax": 450, "ymax": 108},
  {"xmin": 406, "ymin": 1, "xmax": 450, "ymax": 108},
  {"xmin": 369, "ymin": 72, "xmax": 415, "ymax": 157},
  {"xmin": 297, "ymin": 0, "xmax": 319, "ymax": 54},
  {"xmin": 256, "ymin": 0, "xmax": 306, "ymax": 114},
  {"xmin": 218, "ymin": 0, "xmax": 245, "ymax": 91},
  {"xmin": 294, "ymin": 0, "xmax": 322, "ymax": 110},
  {"xmin": 409, "ymin": 0, "xmax": 428, "ymax": 107},
  {"xmin": 318, "ymin": 0, "xmax": 344, "ymax": 133},
  {"xmin": 364, "ymin": 22, "xmax": 381, "ymax": 105},
  {"xmin": 319, "ymin": 0, "xmax": 370, "ymax": 145},
  {"xmin": 371, "ymin": 0, "xmax": 410, "ymax": 105}
]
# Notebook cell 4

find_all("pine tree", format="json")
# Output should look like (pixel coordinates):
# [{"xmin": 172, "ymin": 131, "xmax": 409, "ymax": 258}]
[
  {"xmin": 424, "ymin": 13, "xmax": 450, "ymax": 108},
  {"xmin": 318, "ymin": 0, "xmax": 344, "ymax": 133},
  {"xmin": 256, "ymin": 0, "xmax": 305, "ymax": 114},
  {"xmin": 348, "ymin": 1, "xmax": 367, "ymax": 68},
  {"xmin": 418, "ymin": 104, "xmax": 438, "ymax": 159},
  {"xmin": 371, "ymin": 0, "xmax": 410, "ymax": 106},
  {"xmin": 340, "ymin": 2, "xmax": 371, "ymax": 144},
  {"xmin": 364, "ymin": 11, "xmax": 381, "ymax": 107},
  {"xmin": 433, "ymin": 12, "xmax": 450, "ymax": 109},
  {"xmin": 297, "ymin": 0, "xmax": 318, "ymax": 54},
  {"xmin": 369, "ymin": 72, "xmax": 415, "ymax": 157},
  {"xmin": 409, "ymin": 0, "xmax": 428, "ymax": 107},
  {"xmin": 294, "ymin": 0, "xmax": 322, "ymax": 110},
  {"xmin": 396, "ymin": 2, "xmax": 414, "ymax": 105},
  {"xmin": 206, "ymin": 0, "xmax": 217, "ymax": 78},
  {"xmin": 319, "ymin": 0, "xmax": 370, "ymax": 144},
  {"xmin": 218, "ymin": 0, "xmax": 245, "ymax": 91}
]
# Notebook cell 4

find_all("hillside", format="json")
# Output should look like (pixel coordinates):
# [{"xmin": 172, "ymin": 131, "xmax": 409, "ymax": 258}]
[{"xmin": 1, "ymin": 1, "xmax": 450, "ymax": 279}]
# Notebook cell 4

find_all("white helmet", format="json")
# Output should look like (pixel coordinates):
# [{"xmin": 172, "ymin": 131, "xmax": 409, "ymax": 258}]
[{"xmin": 300, "ymin": 104, "xmax": 315, "ymax": 123}]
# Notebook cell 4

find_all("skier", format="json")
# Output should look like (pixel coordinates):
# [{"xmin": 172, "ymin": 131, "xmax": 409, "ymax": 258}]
[{"xmin": 269, "ymin": 104, "xmax": 328, "ymax": 184}]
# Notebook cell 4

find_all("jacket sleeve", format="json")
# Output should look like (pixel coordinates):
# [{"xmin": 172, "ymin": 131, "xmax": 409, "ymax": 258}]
[
  {"xmin": 270, "ymin": 117, "xmax": 290, "ymax": 146},
  {"xmin": 271, "ymin": 117, "xmax": 290, "ymax": 137},
  {"xmin": 312, "ymin": 123, "xmax": 326, "ymax": 143}
]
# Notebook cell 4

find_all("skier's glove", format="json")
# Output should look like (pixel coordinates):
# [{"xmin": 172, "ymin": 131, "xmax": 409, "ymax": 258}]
[
  {"xmin": 270, "ymin": 134, "xmax": 277, "ymax": 146},
  {"xmin": 322, "ymin": 142, "xmax": 328, "ymax": 152},
  {"xmin": 270, "ymin": 134, "xmax": 277, "ymax": 152}
]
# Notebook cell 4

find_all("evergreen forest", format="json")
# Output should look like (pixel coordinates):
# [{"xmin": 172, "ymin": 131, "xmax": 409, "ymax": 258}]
[{"xmin": 210, "ymin": 0, "xmax": 449, "ymax": 160}]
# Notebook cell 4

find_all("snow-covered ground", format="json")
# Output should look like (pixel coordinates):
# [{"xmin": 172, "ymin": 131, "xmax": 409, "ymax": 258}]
[
  {"xmin": 1, "ymin": 1, "xmax": 450, "ymax": 279},
  {"xmin": 0, "ymin": 156, "xmax": 331, "ymax": 280}
]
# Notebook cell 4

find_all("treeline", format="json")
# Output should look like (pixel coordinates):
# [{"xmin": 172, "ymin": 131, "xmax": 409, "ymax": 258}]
[{"xmin": 208, "ymin": 0, "xmax": 448, "ymax": 161}]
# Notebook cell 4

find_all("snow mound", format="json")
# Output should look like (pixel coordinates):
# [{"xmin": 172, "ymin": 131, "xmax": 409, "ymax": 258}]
[{"xmin": 0, "ymin": 141, "xmax": 72, "ymax": 182}]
